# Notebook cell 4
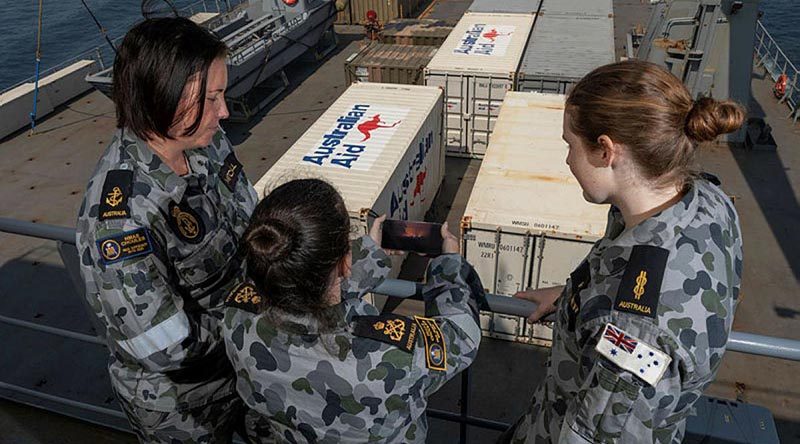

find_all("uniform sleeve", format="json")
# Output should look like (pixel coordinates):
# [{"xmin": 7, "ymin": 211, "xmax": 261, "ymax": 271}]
[
  {"xmin": 417, "ymin": 254, "xmax": 483, "ymax": 396},
  {"xmin": 557, "ymin": 320, "xmax": 693, "ymax": 443},
  {"xmin": 341, "ymin": 235, "xmax": 392, "ymax": 300},
  {"xmin": 84, "ymin": 218, "xmax": 218, "ymax": 373}
]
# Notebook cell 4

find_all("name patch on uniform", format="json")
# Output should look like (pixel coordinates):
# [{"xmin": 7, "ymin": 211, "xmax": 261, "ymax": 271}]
[
  {"xmin": 613, "ymin": 245, "xmax": 668, "ymax": 319},
  {"xmin": 414, "ymin": 316, "xmax": 447, "ymax": 371},
  {"xmin": 568, "ymin": 260, "xmax": 590, "ymax": 331},
  {"xmin": 353, "ymin": 314, "xmax": 418, "ymax": 353},
  {"xmin": 96, "ymin": 228, "xmax": 153, "ymax": 264},
  {"xmin": 224, "ymin": 282, "xmax": 263, "ymax": 313},
  {"xmin": 595, "ymin": 323, "xmax": 671, "ymax": 387},
  {"xmin": 220, "ymin": 152, "xmax": 243, "ymax": 192},
  {"xmin": 98, "ymin": 170, "xmax": 133, "ymax": 221},
  {"xmin": 167, "ymin": 201, "xmax": 205, "ymax": 244}
]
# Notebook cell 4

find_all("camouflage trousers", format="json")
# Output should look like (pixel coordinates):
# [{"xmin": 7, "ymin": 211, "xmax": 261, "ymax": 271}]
[{"xmin": 117, "ymin": 391, "xmax": 273, "ymax": 444}]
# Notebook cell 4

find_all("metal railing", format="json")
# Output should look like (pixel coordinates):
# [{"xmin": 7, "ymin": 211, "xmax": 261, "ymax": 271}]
[
  {"xmin": 754, "ymin": 20, "xmax": 800, "ymax": 124},
  {"xmin": 2, "ymin": 218, "xmax": 800, "ymax": 442},
  {"xmin": 0, "ymin": 0, "xmax": 248, "ymax": 96}
]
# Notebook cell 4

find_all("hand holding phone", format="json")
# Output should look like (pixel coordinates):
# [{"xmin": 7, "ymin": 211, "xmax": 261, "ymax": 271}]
[{"xmin": 381, "ymin": 219, "xmax": 444, "ymax": 256}]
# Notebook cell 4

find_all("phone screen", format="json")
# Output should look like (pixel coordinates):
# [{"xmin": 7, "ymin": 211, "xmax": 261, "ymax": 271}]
[{"xmin": 381, "ymin": 219, "xmax": 443, "ymax": 256}]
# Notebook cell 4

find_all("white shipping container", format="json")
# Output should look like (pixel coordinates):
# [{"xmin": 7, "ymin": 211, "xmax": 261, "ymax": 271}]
[
  {"xmin": 425, "ymin": 12, "xmax": 535, "ymax": 158},
  {"xmin": 254, "ymin": 83, "xmax": 445, "ymax": 303},
  {"xmin": 461, "ymin": 92, "xmax": 609, "ymax": 345}
]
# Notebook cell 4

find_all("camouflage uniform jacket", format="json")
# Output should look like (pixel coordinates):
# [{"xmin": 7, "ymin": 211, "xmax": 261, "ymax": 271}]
[
  {"xmin": 509, "ymin": 178, "xmax": 743, "ymax": 443},
  {"xmin": 76, "ymin": 128, "xmax": 258, "ymax": 412},
  {"xmin": 223, "ymin": 235, "xmax": 483, "ymax": 443}
]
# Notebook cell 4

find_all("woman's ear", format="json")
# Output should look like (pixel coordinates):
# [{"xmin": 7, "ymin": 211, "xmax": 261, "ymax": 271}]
[
  {"xmin": 339, "ymin": 251, "xmax": 353, "ymax": 279},
  {"xmin": 596, "ymin": 135, "xmax": 619, "ymax": 168}
]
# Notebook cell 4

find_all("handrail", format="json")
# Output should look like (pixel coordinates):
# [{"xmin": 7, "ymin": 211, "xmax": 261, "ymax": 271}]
[
  {"xmin": 754, "ymin": 20, "xmax": 800, "ymax": 122},
  {"xmin": 2, "ymin": 218, "xmax": 800, "ymax": 362}
]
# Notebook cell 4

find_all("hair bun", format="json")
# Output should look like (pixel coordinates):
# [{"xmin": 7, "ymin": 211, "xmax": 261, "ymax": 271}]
[
  {"xmin": 244, "ymin": 218, "xmax": 297, "ymax": 263},
  {"xmin": 684, "ymin": 97, "xmax": 746, "ymax": 142}
]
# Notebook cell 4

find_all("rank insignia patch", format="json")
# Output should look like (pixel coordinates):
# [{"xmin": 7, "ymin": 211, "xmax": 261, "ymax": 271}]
[
  {"xmin": 224, "ymin": 283, "xmax": 263, "ymax": 313},
  {"xmin": 96, "ymin": 228, "xmax": 153, "ymax": 265},
  {"xmin": 99, "ymin": 170, "xmax": 133, "ymax": 221},
  {"xmin": 567, "ymin": 260, "xmax": 590, "ymax": 330},
  {"xmin": 220, "ymin": 152, "xmax": 243, "ymax": 192},
  {"xmin": 168, "ymin": 201, "xmax": 205, "ymax": 244},
  {"xmin": 613, "ymin": 245, "xmax": 668, "ymax": 319},
  {"xmin": 414, "ymin": 316, "xmax": 447, "ymax": 371},
  {"xmin": 352, "ymin": 314, "xmax": 418, "ymax": 353}
]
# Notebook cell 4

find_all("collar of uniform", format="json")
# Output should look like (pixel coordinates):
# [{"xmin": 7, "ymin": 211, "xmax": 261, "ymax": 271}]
[
  {"xmin": 264, "ymin": 303, "xmax": 348, "ymax": 335},
  {"xmin": 121, "ymin": 129, "xmax": 211, "ymax": 202},
  {"xmin": 592, "ymin": 181, "xmax": 699, "ymax": 277}
]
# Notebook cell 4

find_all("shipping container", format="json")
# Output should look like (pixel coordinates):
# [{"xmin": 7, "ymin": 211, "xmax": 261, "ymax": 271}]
[
  {"xmin": 460, "ymin": 92, "xmax": 609, "ymax": 345},
  {"xmin": 468, "ymin": 0, "xmax": 542, "ymax": 14},
  {"xmin": 344, "ymin": 42, "xmax": 438, "ymax": 86},
  {"xmin": 334, "ymin": 0, "xmax": 424, "ymax": 25},
  {"xmin": 254, "ymin": 83, "xmax": 445, "ymax": 304},
  {"xmin": 517, "ymin": 0, "xmax": 615, "ymax": 93},
  {"xmin": 425, "ymin": 12, "xmax": 535, "ymax": 158},
  {"xmin": 380, "ymin": 19, "xmax": 453, "ymax": 46}
]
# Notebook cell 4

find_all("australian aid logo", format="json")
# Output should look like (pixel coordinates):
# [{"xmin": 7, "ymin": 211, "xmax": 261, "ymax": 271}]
[
  {"xmin": 453, "ymin": 24, "xmax": 515, "ymax": 57},
  {"xmin": 302, "ymin": 104, "xmax": 409, "ymax": 171},
  {"xmin": 390, "ymin": 131, "xmax": 434, "ymax": 220}
]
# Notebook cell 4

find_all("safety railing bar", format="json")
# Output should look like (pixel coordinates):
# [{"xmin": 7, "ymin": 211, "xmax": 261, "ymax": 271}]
[
  {"xmin": 0, "ymin": 218, "xmax": 76, "ymax": 244},
  {"xmin": 427, "ymin": 408, "xmax": 511, "ymax": 431},
  {"xmin": 0, "ymin": 381, "xmax": 127, "ymax": 419},
  {"xmin": 0, "ymin": 314, "xmax": 104, "ymax": 346}
]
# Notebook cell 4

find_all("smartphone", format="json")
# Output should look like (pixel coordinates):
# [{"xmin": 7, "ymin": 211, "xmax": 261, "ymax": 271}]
[{"xmin": 381, "ymin": 219, "xmax": 443, "ymax": 256}]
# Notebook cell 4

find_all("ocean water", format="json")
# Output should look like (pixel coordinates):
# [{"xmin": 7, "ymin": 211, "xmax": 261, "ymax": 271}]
[{"xmin": 0, "ymin": 0, "xmax": 798, "ymax": 92}]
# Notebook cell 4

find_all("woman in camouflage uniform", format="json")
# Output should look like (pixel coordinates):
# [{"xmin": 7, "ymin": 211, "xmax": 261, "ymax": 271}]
[
  {"xmin": 222, "ymin": 179, "xmax": 483, "ymax": 443},
  {"xmin": 504, "ymin": 60, "xmax": 745, "ymax": 443},
  {"xmin": 76, "ymin": 18, "xmax": 259, "ymax": 443}
]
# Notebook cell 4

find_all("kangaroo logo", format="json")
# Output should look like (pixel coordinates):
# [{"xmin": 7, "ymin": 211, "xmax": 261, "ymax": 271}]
[
  {"xmin": 357, "ymin": 114, "xmax": 401, "ymax": 142},
  {"xmin": 482, "ymin": 28, "xmax": 511, "ymax": 42}
]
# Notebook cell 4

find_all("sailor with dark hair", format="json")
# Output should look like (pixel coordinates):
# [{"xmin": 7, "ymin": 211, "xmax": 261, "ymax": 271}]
[
  {"xmin": 76, "ymin": 17, "xmax": 261, "ymax": 443},
  {"xmin": 222, "ymin": 178, "xmax": 484, "ymax": 443}
]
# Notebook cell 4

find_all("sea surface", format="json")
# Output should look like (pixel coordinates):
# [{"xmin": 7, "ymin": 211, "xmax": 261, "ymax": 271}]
[{"xmin": 0, "ymin": 0, "xmax": 798, "ymax": 92}]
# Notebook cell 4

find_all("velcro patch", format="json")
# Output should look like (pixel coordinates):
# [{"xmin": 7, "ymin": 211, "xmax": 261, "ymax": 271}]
[
  {"xmin": 99, "ymin": 170, "xmax": 133, "ymax": 221},
  {"xmin": 595, "ymin": 323, "xmax": 671, "ymax": 387},
  {"xmin": 414, "ymin": 316, "xmax": 447, "ymax": 371},
  {"xmin": 567, "ymin": 260, "xmax": 590, "ymax": 331},
  {"xmin": 220, "ymin": 152, "xmax": 243, "ymax": 192},
  {"xmin": 613, "ymin": 245, "xmax": 669, "ymax": 319},
  {"xmin": 167, "ymin": 201, "xmax": 206, "ymax": 244},
  {"xmin": 96, "ymin": 228, "xmax": 153, "ymax": 264},
  {"xmin": 352, "ymin": 314, "xmax": 418, "ymax": 353},
  {"xmin": 224, "ymin": 282, "xmax": 263, "ymax": 314}
]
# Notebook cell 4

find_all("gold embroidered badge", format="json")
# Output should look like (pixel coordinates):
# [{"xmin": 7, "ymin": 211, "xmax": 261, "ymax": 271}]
[
  {"xmin": 171, "ymin": 206, "xmax": 199, "ymax": 239},
  {"xmin": 633, "ymin": 270, "xmax": 648, "ymax": 300},
  {"xmin": 105, "ymin": 187, "xmax": 124, "ymax": 207}
]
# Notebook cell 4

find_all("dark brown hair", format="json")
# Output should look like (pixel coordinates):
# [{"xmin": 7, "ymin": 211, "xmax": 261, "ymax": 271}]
[
  {"xmin": 241, "ymin": 179, "xmax": 351, "ymax": 318},
  {"xmin": 566, "ymin": 60, "xmax": 745, "ymax": 186},
  {"xmin": 112, "ymin": 17, "xmax": 227, "ymax": 141}
]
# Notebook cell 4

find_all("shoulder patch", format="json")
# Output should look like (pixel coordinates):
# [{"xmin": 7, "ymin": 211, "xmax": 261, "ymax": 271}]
[
  {"xmin": 224, "ymin": 283, "xmax": 263, "ymax": 314},
  {"xmin": 167, "ymin": 201, "xmax": 206, "ymax": 244},
  {"xmin": 352, "ymin": 314, "xmax": 418, "ymax": 353},
  {"xmin": 613, "ymin": 245, "xmax": 668, "ymax": 319},
  {"xmin": 99, "ymin": 170, "xmax": 133, "ymax": 221},
  {"xmin": 96, "ymin": 228, "xmax": 153, "ymax": 264},
  {"xmin": 414, "ymin": 316, "xmax": 447, "ymax": 371},
  {"xmin": 595, "ymin": 323, "xmax": 672, "ymax": 387},
  {"xmin": 220, "ymin": 152, "xmax": 243, "ymax": 192}
]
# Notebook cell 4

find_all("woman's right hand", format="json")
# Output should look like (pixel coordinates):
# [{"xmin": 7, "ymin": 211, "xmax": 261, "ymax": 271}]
[
  {"xmin": 441, "ymin": 222, "xmax": 459, "ymax": 255},
  {"xmin": 513, "ymin": 285, "xmax": 564, "ymax": 323}
]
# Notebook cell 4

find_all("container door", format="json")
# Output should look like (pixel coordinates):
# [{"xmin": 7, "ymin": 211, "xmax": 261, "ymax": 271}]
[
  {"xmin": 463, "ymin": 228, "xmax": 534, "ymax": 342},
  {"xmin": 469, "ymin": 76, "xmax": 511, "ymax": 157},
  {"xmin": 526, "ymin": 237, "xmax": 594, "ymax": 344},
  {"xmin": 426, "ymin": 71, "xmax": 469, "ymax": 157}
]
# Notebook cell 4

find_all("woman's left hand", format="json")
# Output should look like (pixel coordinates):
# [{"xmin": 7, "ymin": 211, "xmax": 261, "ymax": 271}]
[{"xmin": 368, "ymin": 214, "xmax": 402, "ymax": 256}]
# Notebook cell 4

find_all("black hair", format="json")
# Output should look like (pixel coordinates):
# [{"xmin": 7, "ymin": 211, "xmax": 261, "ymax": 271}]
[
  {"xmin": 242, "ymin": 179, "xmax": 351, "ymax": 318},
  {"xmin": 112, "ymin": 17, "xmax": 227, "ymax": 141}
]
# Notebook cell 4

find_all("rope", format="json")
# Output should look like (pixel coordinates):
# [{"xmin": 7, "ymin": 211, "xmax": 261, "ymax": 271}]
[{"xmin": 28, "ymin": 0, "xmax": 44, "ymax": 135}]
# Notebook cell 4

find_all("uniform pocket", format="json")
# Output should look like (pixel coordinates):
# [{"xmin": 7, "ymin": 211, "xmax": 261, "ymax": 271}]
[
  {"xmin": 173, "ymin": 226, "xmax": 236, "ymax": 289},
  {"xmin": 570, "ymin": 361, "xmax": 641, "ymax": 440}
]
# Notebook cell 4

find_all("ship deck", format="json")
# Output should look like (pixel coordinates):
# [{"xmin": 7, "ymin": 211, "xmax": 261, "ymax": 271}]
[{"xmin": 0, "ymin": 0, "xmax": 798, "ymax": 442}]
